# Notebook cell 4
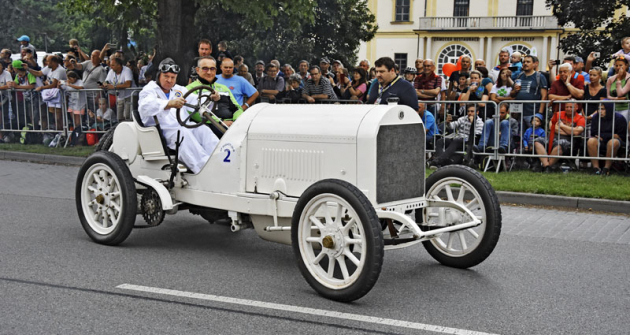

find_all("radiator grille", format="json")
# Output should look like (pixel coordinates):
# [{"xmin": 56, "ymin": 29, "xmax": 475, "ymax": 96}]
[{"xmin": 376, "ymin": 124, "xmax": 425, "ymax": 204}]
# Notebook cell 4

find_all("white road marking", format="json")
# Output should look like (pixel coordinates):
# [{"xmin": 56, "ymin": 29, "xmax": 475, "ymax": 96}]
[{"xmin": 117, "ymin": 283, "xmax": 498, "ymax": 335}]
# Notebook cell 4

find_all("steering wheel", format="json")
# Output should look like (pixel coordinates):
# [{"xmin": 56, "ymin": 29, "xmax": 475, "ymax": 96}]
[{"xmin": 176, "ymin": 85, "xmax": 218, "ymax": 129}]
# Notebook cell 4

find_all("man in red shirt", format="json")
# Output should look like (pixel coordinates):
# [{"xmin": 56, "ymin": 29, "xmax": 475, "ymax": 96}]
[
  {"xmin": 549, "ymin": 63, "xmax": 584, "ymax": 113},
  {"xmin": 533, "ymin": 101, "xmax": 585, "ymax": 173},
  {"xmin": 414, "ymin": 59, "xmax": 441, "ymax": 116}
]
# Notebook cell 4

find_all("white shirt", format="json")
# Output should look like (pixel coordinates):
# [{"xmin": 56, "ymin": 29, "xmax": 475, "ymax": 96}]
[
  {"xmin": 138, "ymin": 81, "xmax": 198, "ymax": 131},
  {"xmin": 97, "ymin": 108, "xmax": 114, "ymax": 121},
  {"xmin": 106, "ymin": 66, "xmax": 136, "ymax": 99},
  {"xmin": 0, "ymin": 70, "xmax": 12, "ymax": 101}
]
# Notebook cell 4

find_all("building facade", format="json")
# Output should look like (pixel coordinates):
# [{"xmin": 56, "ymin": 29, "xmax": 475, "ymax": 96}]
[{"xmin": 358, "ymin": 0, "xmax": 564, "ymax": 74}]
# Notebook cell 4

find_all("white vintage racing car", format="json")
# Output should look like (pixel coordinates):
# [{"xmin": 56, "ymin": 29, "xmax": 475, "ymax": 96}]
[{"xmin": 76, "ymin": 86, "xmax": 501, "ymax": 302}]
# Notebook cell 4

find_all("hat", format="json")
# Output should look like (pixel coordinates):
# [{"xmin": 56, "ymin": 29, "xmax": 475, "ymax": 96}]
[
  {"xmin": 320, "ymin": 57, "xmax": 330, "ymax": 64},
  {"xmin": 404, "ymin": 66, "xmax": 417, "ymax": 74},
  {"xmin": 534, "ymin": 113, "xmax": 544, "ymax": 122},
  {"xmin": 575, "ymin": 56, "xmax": 584, "ymax": 63},
  {"xmin": 17, "ymin": 35, "xmax": 30, "ymax": 42},
  {"xmin": 12, "ymin": 59, "xmax": 24, "ymax": 69},
  {"xmin": 332, "ymin": 59, "xmax": 342, "ymax": 65},
  {"xmin": 158, "ymin": 57, "xmax": 180, "ymax": 73},
  {"xmin": 255, "ymin": 60, "xmax": 265, "ymax": 66}
]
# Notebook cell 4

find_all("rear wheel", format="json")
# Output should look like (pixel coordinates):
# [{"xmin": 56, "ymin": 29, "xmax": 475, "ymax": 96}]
[
  {"xmin": 94, "ymin": 123, "xmax": 118, "ymax": 152},
  {"xmin": 76, "ymin": 151, "xmax": 137, "ymax": 245},
  {"xmin": 292, "ymin": 179, "xmax": 383, "ymax": 302},
  {"xmin": 418, "ymin": 165, "xmax": 501, "ymax": 268}
]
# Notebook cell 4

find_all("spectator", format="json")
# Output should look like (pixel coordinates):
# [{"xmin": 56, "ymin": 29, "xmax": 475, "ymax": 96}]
[
  {"xmin": 490, "ymin": 48, "xmax": 511, "ymax": 82},
  {"xmin": 523, "ymin": 113, "xmax": 546, "ymax": 156},
  {"xmin": 510, "ymin": 52, "xmax": 523, "ymax": 79},
  {"xmin": 233, "ymin": 55, "xmax": 244, "ymax": 69},
  {"xmin": 319, "ymin": 57, "xmax": 334, "ymax": 83},
  {"xmin": 17, "ymin": 35, "xmax": 36, "ymax": 55},
  {"xmin": 258, "ymin": 63, "xmax": 285, "ymax": 102},
  {"xmin": 598, "ymin": 37, "xmax": 630, "ymax": 78},
  {"xmin": 574, "ymin": 56, "xmax": 590, "ymax": 84},
  {"xmin": 533, "ymin": 101, "xmax": 585, "ymax": 173},
  {"xmin": 188, "ymin": 39, "xmax": 213, "ymax": 84},
  {"xmin": 302, "ymin": 65, "xmax": 336, "ymax": 103},
  {"xmin": 403, "ymin": 67, "xmax": 416, "ymax": 82},
  {"xmin": 60, "ymin": 71, "xmax": 87, "ymax": 128},
  {"xmin": 280, "ymin": 74, "xmax": 303, "ymax": 103},
  {"xmin": 489, "ymin": 68, "xmax": 514, "ymax": 105},
  {"xmin": 549, "ymin": 63, "xmax": 585, "ymax": 114},
  {"xmin": 606, "ymin": 56, "xmax": 630, "ymax": 121},
  {"xmin": 459, "ymin": 70, "xmax": 491, "ymax": 117},
  {"xmin": 334, "ymin": 68, "xmax": 351, "ymax": 99},
  {"xmin": 187, "ymin": 57, "xmax": 243, "ymax": 132},
  {"xmin": 587, "ymin": 102, "xmax": 628, "ymax": 175},
  {"xmin": 414, "ymin": 58, "xmax": 423, "ymax": 74},
  {"xmin": 89, "ymin": 98, "xmax": 115, "ymax": 130},
  {"xmin": 474, "ymin": 59, "xmax": 486, "ymax": 70},
  {"xmin": 340, "ymin": 67, "xmax": 367, "ymax": 101},
  {"xmin": 548, "ymin": 55, "xmax": 585, "ymax": 86},
  {"xmin": 69, "ymin": 39, "xmax": 89, "ymax": 62},
  {"xmin": 30, "ymin": 55, "xmax": 67, "ymax": 131},
  {"xmin": 253, "ymin": 60, "xmax": 265, "ymax": 87},
  {"xmin": 366, "ymin": 57, "xmax": 418, "ymax": 110},
  {"xmin": 414, "ymin": 59, "xmax": 442, "ymax": 116},
  {"xmin": 21, "ymin": 49, "xmax": 40, "ymax": 70},
  {"xmin": 103, "ymin": 57, "xmax": 136, "ymax": 122},
  {"xmin": 216, "ymin": 41, "xmax": 233, "ymax": 60},
  {"xmin": 216, "ymin": 58, "xmax": 259, "ymax": 111},
  {"xmin": 359, "ymin": 59, "xmax": 370, "ymax": 72},
  {"xmin": 270, "ymin": 60, "xmax": 284, "ymax": 78},
  {"xmin": 445, "ymin": 72, "xmax": 468, "ymax": 104},
  {"xmin": 10, "ymin": 59, "xmax": 42, "ymax": 128},
  {"xmin": 74, "ymin": 49, "xmax": 108, "ymax": 114},
  {"xmin": 63, "ymin": 54, "xmax": 82, "ymax": 78},
  {"xmin": 127, "ymin": 59, "xmax": 140, "ymax": 86},
  {"xmin": 417, "ymin": 102, "xmax": 439, "ymax": 149},
  {"xmin": 284, "ymin": 64, "xmax": 295, "ymax": 78},
  {"xmin": 510, "ymin": 55, "xmax": 548, "ymax": 130},
  {"xmin": 331, "ymin": 60, "xmax": 344, "ymax": 83},
  {"xmin": 237, "ymin": 64, "xmax": 255, "ymax": 86},
  {"xmin": 137, "ymin": 58, "xmax": 148, "ymax": 85},
  {"xmin": 297, "ymin": 60, "xmax": 310, "ymax": 87},
  {"xmin": 449, "ymin": 55, "xmax": 472, "ymax": 90},
  {"xmin": 583, "ymin": 66, "xmax": 607, "ymax": 128},
  {"xmin": 477, "ymin": 66, "xmax": 494, "ymax": 93},
  {"xmin": 0, "ymin": 49, "xmax": 12, "ymax": 70},
  {"xmin": 429, "ymin": 104, "xmax": 483, "ymax": 168},
  {"xmin": 474, "ymin": 103, "xmax": 518, "ymax": 153},
  {"xmin": 0, "ymin": 61, "xmax": 13, "ymax": 141}
]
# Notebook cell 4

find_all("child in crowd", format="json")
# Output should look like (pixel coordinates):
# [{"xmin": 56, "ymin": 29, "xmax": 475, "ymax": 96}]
[
  {"xmin": 280, "ymin": 74, "xmax": 303, "ymax": 103},
  {"xmin": 403, "ymin": 67, "xmax": 416, "ymax": 82},
  {"xmin": 510, "ymin": 52, "xmax": 523, "ymax": 79},
  {"xmin": 88, "ymin": 98, "xmax": 114, "ymax": 130},
  {"xmin": 607, "ymin": 37, "xmax": 630, "ymax": 77},
  {"xmin": 523, "ymin": 113, "xmax": 546, "ymax": 153},
  {"xmin": 60, "ymin": 71, "xmax": 87, "ymax": 128}
]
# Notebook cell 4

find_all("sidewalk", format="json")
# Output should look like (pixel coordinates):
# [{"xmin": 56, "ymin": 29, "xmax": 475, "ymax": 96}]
[{"xmin": 1, "ymin": 150, "xmax": 629, "ymax": 214}]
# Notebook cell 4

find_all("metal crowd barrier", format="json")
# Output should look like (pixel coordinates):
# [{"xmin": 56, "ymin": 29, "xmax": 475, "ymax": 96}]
[{"xmin": 259, "ymin": 96, "xmax": 364, "ymax": 104}]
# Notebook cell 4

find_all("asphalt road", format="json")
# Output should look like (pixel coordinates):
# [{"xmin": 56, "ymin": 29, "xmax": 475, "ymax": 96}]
[{"xmin": 1, "ymin": 160, "xmax": 629, "ymax": 335}]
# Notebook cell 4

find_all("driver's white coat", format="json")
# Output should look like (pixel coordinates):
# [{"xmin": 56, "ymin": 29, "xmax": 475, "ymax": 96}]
[{"xmin": 138, "ymin": 81, "xmax": 220, "ymax": 174}]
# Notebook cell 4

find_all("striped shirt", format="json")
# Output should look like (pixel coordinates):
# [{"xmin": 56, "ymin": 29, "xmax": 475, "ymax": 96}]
[{"xmin": 303, "ymin": 76, "xmax": 336, "ymax": 100}]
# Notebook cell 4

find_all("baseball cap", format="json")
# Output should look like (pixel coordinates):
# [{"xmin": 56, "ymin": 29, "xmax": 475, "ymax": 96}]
[
  {"xmin": 12, "ymin": 59, "xmax": 24, "ymax": 69},
  {"xmin": 255, "ymin": 60, "xmax": 265, "ymax": 66},
  {"xmin": 534, "ymin": 113, "xmax": 544, "ymax": 122},
  {"xmin": 320, "ymin": 57, "xmax": 330, "ymax": 64},
  {"xmin": 575, "ymin": 56, "xmax": 584, "ymax": 63},
  {"xmin": 17, "ymin": 35, "xmax": 30, "ymax": 42}
]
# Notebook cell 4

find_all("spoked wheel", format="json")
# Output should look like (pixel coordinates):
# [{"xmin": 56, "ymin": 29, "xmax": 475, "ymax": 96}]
[
  {"xmin": 75, "ymin": 151, "xmax": 137, "ymax": 245},
  {"xmin": 292, "ymin": 179, "xmax": 383, "ymax": 302},
  {"xmin": 417, "ymin": 165, "xmax": 501, "ymax": 268}
]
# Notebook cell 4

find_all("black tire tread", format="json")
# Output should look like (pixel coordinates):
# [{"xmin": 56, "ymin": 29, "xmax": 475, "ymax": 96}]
[
  {"xmin": 422, "ymin": 165, "xmax": 502, "ymax": 269},
  {"xmin": 291, "ymin": 179, "xmax": 384, "ymax": 303},
  {"xmin": 94, "ymin": 123, "xmax": 119, "ymax": 152}
]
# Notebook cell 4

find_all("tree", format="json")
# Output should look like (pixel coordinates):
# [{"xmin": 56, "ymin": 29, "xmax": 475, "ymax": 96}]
[{"xmin": 546, "ymin": 0, "xmax": 630, "ymax": 68}]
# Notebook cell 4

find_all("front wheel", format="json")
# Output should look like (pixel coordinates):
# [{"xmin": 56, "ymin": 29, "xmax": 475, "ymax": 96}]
[
  {"xmin": 76, "ymin": 151, "xmax": 137, "ymax": 245},
  {"xmin": 292, "ymin": 179, "xmax": 384, "ymax": 302},
  {"xmin": 418, "ymin": 165, "xmax": 501, "ymax": 268}
]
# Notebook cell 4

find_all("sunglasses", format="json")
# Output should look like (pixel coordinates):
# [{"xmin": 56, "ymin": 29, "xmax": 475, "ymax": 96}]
[
  {"xmin": 159, "ymin": 63, "xmax": 181, "ymax": 73},
  {"xmin": 199, "ymin": 66, "xmax": 217, "ymax": 72}
]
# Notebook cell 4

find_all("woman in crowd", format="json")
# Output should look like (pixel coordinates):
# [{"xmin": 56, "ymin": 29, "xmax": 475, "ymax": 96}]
[
  {"xmin": 340, "ymin": 67, "xmax": 367, "ymax": 102},
  {"xmin": 583, "ymin": 66, "xmax": 607, "ymax": 136},
  {"xmin": 477, "ymin": 66, "xmax": 494, "ymax": 93},
  {"xmin": 587, "ymin": 102, "xmax": 628, "ymax": 175},
  {"xmin": 459, "ymin": 70, "xmax": 491, "ymax": 118},
  {"xmin": 489, "ymin": 68, "xmax": 514, "ymax": 105},
  {"xmin": 606, "ymin": 57, "xmax": 630, "ymax": 121}
]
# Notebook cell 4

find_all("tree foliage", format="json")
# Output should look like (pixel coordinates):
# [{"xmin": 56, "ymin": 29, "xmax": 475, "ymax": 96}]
[{"xmin": 547, "ymin": 0, "xmax": 630, "ymax": 68}]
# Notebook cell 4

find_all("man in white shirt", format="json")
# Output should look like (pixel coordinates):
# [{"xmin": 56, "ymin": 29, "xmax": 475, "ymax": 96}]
[
  {"xmin": 138, "ymin": 58, "xmax": 220, "ymax": 174},
  {"xmin": 102, "ymin": 57, "xmax": 136, "ymax": 122},
  {"xmin": 28, "ymin": 55, "xmax": 67, "ymax": 130},
  {"xmin": 74, "ymin": 50, "xmax": 108, "ymax": 112}
]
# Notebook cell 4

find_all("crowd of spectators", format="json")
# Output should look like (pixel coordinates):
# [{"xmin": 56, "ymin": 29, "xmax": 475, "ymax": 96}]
[{"xmin": 0, "ymin": 35, "xmax": 629, "ymax": 175}]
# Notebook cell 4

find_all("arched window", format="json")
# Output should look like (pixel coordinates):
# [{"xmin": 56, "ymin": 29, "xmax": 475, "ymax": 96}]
[
  {"xmin": 437, "ymin": 44, "xmax": 473, "ymax": 76},
  {"xmin": 508, "ymin": 44, "xmax": 532, "ymax": 57}
]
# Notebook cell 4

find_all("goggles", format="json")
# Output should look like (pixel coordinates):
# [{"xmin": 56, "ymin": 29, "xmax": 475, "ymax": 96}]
[{"xmin": 159, "ymin": 63, "xmax": 181, "ymax": 73}]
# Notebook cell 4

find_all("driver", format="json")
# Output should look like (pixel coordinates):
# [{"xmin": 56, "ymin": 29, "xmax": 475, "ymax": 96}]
[{"xmin": 138, "ymin": 58, "xmax": 221, "ymax": 174}]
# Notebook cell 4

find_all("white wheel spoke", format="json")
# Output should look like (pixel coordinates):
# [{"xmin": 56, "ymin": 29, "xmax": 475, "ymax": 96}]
[
  {"xmin": 445, "ymin": 185, "xmax": 454, "ymax": 201},
  {"xmin": 327, "ymin": 255, "xmax": 336, "ymax": 277},
  {"xmin": 309, "ymin": 216, "xmax": 326, "ymax": 231},
  {"xmin": 337, "ymin": 257, "xmax": 350, "ymax": 280},
  {"xmin": 109, "ymin": 191, "xmax": 120, "ymax": 200},
  {"xmin": 102, "ymin": 208, "xmax": 110, "ymax": 227},
  {"xmin": 467, "ymin": 228, "xmax": 479, "ymax": 239},
  {"xmin": 458, "ymin": 231, "xmax": 468, "ymax": 250},
  {"xmin": 341, "ymin": 217, "xmax": 355, "ymax": 234},
  {"xmin": 306, "ymin": 237, "xmax": 320, "ymax": 244},
  {"xmin": 312, "ymin": 252, "xmax": 326, "ymax": 265},
  {"xmin": 457, "ymin": 185, "xmax": 467, "ymax": 203},
  {"xmin": 344, "ymin": 250, "xmax": 361, "ymax": 266},
  {"xmin": 345, "ymin": 238, "xmax": 362, "ymax": 245},
  {"xmin": 447, "ymin": 233, "xmax": 455, "ymax": 250},
  {"xmin": 92, "ymin": 210, "xmax": 100, "ymax": 222},
  {"xmin": 111, "ymin": 202, "xmax": 121, "ymax": 213},
  {"xmin": 87, "ymin": 186, "xmax": 98, "ymax": 193},
  {"xmin": 466, "ymin": 198, "xmax": 479, "ymax": 210},
  {"xmin": 335, "ymin": 203, "xmax": 343, "ymax": 225},
  {"xmin": 322, "ymin": 202, "xmax": 333, "ymax": 225}
]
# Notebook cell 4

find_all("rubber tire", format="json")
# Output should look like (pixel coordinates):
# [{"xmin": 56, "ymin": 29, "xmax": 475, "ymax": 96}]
[
  {"xmin": 94, "ymin": 123, "xmax": 119, "ymax": 152},
  {"xmin": 291, "ymin": 179, "xmax": 384, "ymax": 302},
  {"xmin": 418, "ymin": 165, "xmax": 501, "ymax": 269},
  {"xmin": 76, "ymin": 151, "xmax": 137, "ymax": 245}
]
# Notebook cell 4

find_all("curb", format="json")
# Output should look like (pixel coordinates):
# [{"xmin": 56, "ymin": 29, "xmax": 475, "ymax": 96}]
[
  {"xmin": 0, "ymin": 150, "xmax": 85, "ymax": 166},
  {"xmin": 1, "ymin": 150, "xmax": 629, "ymax": 214}
]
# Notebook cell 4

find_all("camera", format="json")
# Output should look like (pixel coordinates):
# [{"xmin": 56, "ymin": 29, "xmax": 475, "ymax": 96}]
[
  {"xmin": 610, "ymin": 89, "xmax": 617, "ymax": 97},
  {"xmin": 593, "ymin": 52, "xmax": 600, "ymax": 59},
  {"xmin": 553, "ymin": 60, "xmax": 561, "ymax": 65}
]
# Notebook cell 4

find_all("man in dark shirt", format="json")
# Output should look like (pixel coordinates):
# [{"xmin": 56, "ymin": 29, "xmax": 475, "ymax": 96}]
[
  {"xmin": 367, "ymin": 57, "xmax": 418, "ymax": 110},
  {"xmin": 414, "ymin": 59, "xmax": 442, "ymax": 115}
]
